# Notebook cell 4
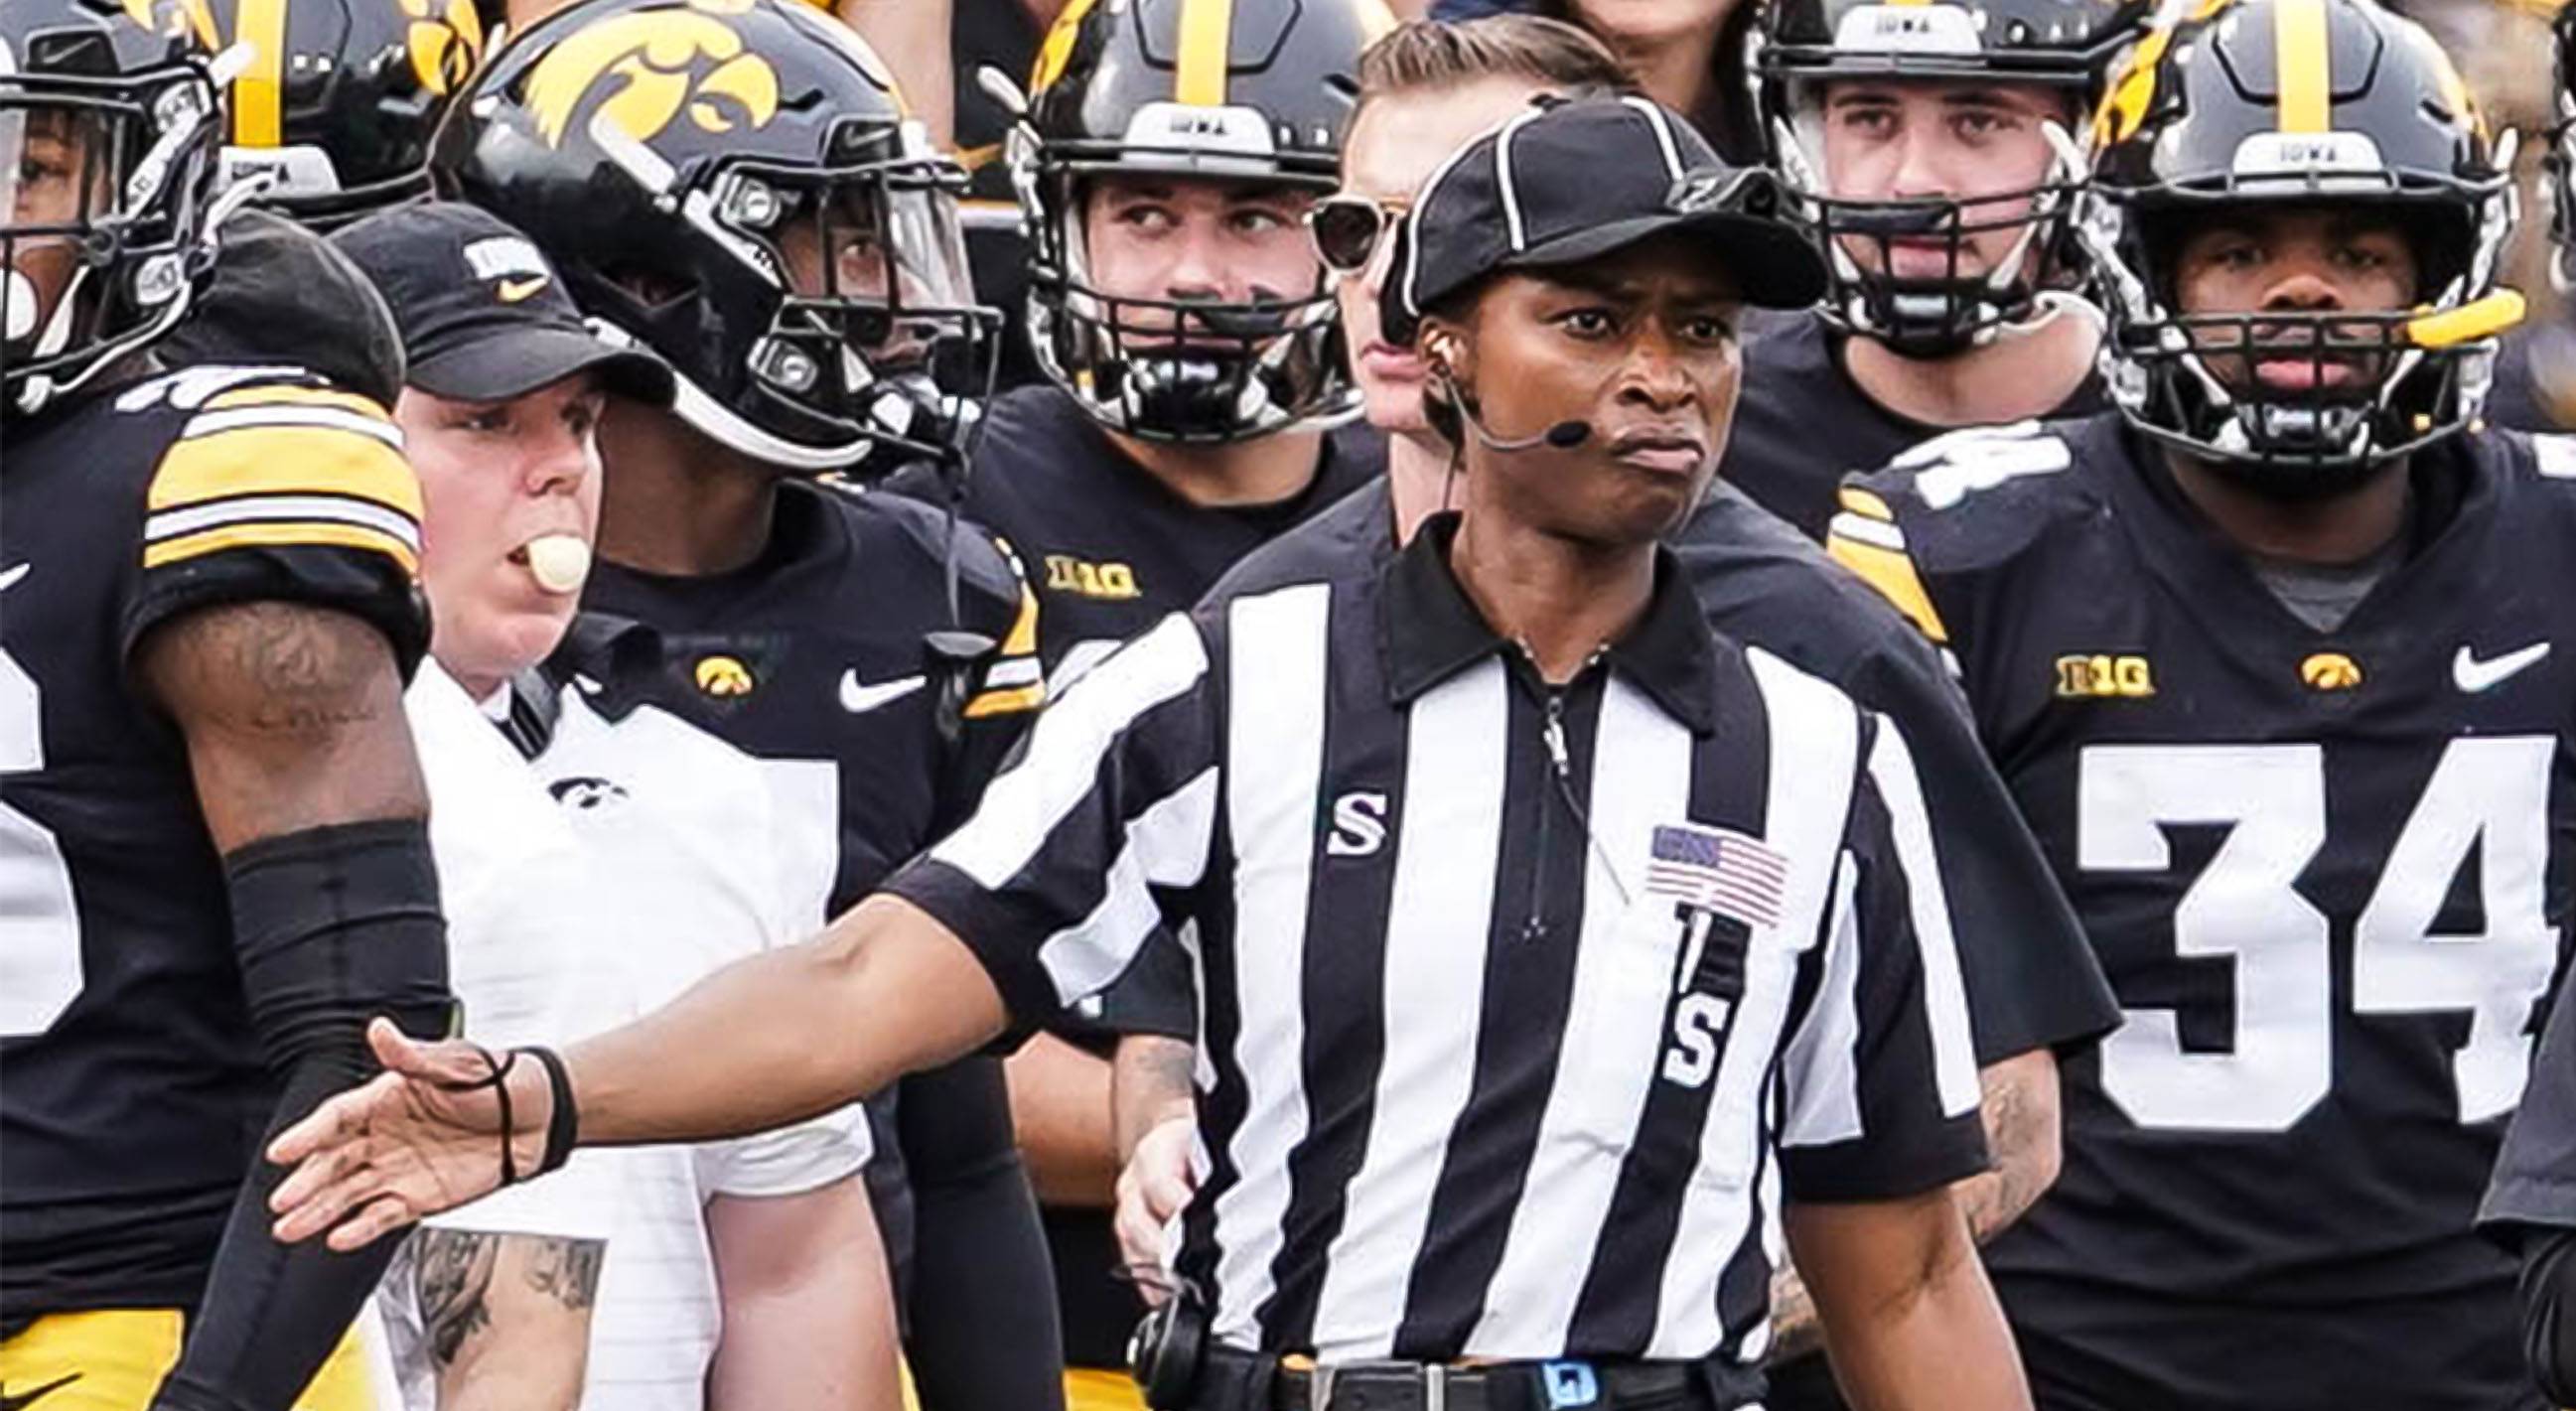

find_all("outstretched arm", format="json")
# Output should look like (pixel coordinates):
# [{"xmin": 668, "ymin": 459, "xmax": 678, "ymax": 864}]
[{"xmin": 269, "ymin": 895, "xmax": 1008, "ymax": 1250}]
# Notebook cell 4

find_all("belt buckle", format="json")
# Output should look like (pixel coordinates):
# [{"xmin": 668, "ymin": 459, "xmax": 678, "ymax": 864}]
[{"xmin": 1307, "ymin": 1360, "xmax": 1446, "ymax": 1411}]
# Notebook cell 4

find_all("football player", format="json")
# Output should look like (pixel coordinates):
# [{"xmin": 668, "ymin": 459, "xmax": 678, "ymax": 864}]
[
  {"xmin": 0, "ymin": 2, "xmax": 452, "ymax": 1407},
  {"xmin": 878, "ymin": 1, "xmax": 1392, "ymax": 1399},
  {"xmin": 196, "ymin": 0, "xmax": 486, "ymax": 229},
  {"xmin": 1723, "ymin": 0, "xmax": 2145, "ymax": 537},
  {"xmin": 424, "ymin": 5, "xmax": 1061, "ymax": 1410},
  {"xmin": 1824, "ymin": 1, "xmax": 2557, "ymax": 1406}
]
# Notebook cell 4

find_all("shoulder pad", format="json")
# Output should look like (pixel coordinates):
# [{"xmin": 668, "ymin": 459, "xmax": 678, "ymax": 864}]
[
  {"xmin": 139, "ymin": 374, "xmax": 420, "ymax": 576},
  {"xmin": 1823, "ymin": 419, "xmax": 2099, "ymax": 646}
]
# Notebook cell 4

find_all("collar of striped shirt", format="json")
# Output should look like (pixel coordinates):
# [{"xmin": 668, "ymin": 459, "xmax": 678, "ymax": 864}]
[{"xmin": 1377, "ymin": 511, "xmax": 1723, "ymax": 734}]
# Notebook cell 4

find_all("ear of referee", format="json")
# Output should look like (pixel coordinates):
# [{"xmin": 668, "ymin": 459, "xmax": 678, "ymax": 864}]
[{"xmin": 262, "ymin": 97, "xmax": 2028, "ymax": 1411}]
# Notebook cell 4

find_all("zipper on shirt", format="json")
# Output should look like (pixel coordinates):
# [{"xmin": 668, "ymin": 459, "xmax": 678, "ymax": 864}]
[
  {"xmin": 1524, "ymin": 686, "xmax": 1569, "ymax": 941},
  {"xmin": 1518, "ymin": 643, "xmax": 1607, "ymax": 942}
]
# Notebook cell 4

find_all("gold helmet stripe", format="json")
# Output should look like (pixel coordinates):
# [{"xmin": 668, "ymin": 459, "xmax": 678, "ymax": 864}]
[
  {"xmin": 232, "ymin": 0, "xmax": 291, "ymax": 146},
  {"xmin": 1173, "ymin": 0, "xmax": 1236, "ymax": 106},
  {"xmin": 1028, "ymin": 0, "xmax": 1102, "ymax": 92},
  {"xmin": 2273, "ymin": 0, "xmax": 2331, "ymax": 134}
]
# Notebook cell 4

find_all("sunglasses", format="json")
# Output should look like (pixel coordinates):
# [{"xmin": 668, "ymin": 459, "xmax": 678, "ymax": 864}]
[{"xmin": 1307, "ymin": 194, "xmax": 1410, "ymax": 275}]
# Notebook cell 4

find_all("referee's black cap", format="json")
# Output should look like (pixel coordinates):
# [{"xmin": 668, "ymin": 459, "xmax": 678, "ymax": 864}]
[{"xmin": 1381, "ymin": 96, "xmax": 1826, "ymax": 346}]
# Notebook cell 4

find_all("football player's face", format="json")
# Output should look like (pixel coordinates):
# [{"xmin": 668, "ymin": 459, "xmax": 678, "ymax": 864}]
[
  {"xmin": 2172, "ymin": 204, "xmax": 2421, "ymax": 399},
  {"xmin": 397, "ymin": 374, "xmax": 607, "ymax": 697},
  {"xmin": 1444, "ymin": 234, "xmax": 1744, "ymax": 546},
  {"xmin": 1080, "ymin": 176, "xmax": 1321, "ymax": 339},
  {"xmin": 1815, "ymin": 79, "xmax": 2063, "ymax": 283},
  {"xmin": 777, "ymin": 189, "xmax": 923, "ymax": 363},
  {"xmin": 3, "ymin": 106, "xmax": 112, "ymax": 347},
  {"xmin": 1335, "ymin": 80, "xmax": 1552, "ymax": 437}
]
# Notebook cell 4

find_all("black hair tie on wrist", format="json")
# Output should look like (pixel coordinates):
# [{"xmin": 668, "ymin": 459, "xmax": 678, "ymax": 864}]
[
  {"xmin": 515, "ymin": 1045, "xmax": 580, "ymax": 1178},
  {"xmin": 445, "ymin": 1046, "xmax": 522, "ymax": 1188}
]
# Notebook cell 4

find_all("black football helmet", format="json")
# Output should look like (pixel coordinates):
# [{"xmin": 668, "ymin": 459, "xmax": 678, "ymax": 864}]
[
  {"xmin": 2, "ymin": 0, "xmax": 227, "ymax": 416},
  {"xmin": 2077, "ymin": 0, "xmax": 2515, "ymax": 489},
  {"xmin": 203, "ymin": 0, "xmax": 485, "ymax": 228},
  {"xmin": 1752, "ymin": 0, "xmax": 2147, "ymax": 355},
  {"xmin": 431, "ymin": 0, "xmax": 989, "ymax": 473},
  {"xmin": 1010, "ymin": 0, "xmax": 1389, "ymax": 443}
]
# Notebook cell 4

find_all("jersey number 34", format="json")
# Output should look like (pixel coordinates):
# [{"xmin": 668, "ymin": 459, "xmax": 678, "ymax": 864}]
[{"xmin": 2080, "ymin": 738, "xmax": 2557, "ymax": 1133}]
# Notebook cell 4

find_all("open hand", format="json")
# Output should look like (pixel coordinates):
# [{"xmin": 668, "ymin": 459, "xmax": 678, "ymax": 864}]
[{"xmin": 265, "ymin": 1018, "xmax": 552, "ymax": 1251}]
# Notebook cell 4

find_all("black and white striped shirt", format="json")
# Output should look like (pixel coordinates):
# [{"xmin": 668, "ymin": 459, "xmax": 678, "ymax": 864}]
[{"xmin": 888, "ymin": 514, "xmax": 1985, "ymax": 1373}]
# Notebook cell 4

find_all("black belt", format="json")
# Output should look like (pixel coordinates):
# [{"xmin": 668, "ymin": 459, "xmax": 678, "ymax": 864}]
[{"xmin": 1197, "ymin": 1345, "xmax": 1718, "ymax": 1411}]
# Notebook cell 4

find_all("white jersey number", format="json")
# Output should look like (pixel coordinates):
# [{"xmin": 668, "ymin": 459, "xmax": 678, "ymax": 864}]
[
  {"xmin": 1, "ymin": 642, "xmax": 84, "ymax": 1037},
  {"xmin": 2080, "ymin": 738, "xmax": 2556, "ymax": 1132}
]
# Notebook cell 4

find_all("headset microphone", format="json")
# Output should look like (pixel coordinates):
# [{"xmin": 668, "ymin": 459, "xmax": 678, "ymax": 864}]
[{"xmin": 1447, "ymin": 380, "xmax": 1592, "ymax": 452}]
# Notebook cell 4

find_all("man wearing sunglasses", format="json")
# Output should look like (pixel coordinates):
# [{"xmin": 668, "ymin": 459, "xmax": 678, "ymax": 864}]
[
  {"xmin": 885, "ymin": 2, "xmax": 1391, "ymax": 1403},
  {"xmin": 1718, "ymin": 0, "xmax": 2144, "ymax": 539}
]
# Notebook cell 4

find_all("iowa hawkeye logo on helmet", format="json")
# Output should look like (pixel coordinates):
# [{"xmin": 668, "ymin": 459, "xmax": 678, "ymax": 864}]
[
  {"xmin": 523, "ymin": 0, "xmax": 781, "ymax": 148},
  {"xmin": 398, "ymin": 0, "xmax": 483, "ymax": 99}
]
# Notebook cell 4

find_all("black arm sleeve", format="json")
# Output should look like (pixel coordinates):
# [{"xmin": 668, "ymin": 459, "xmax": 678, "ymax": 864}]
[
  {"xmin": 897, "ymin": 1057, "xmax": 1068, "ymax": 1411},
  {"xmin": 152, "ymin": 819, "xmax": 453, "ymax": 1411},
  {"xmin": 2523, "ymin": 1228, "xmax": 2576, "ymax": 1407}
]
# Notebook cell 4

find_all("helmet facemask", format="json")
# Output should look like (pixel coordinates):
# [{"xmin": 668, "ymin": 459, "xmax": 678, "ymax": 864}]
[
  {"xmin": 1767, "ymin": 67, "xmax": 2088, "ymax": 356},
  {"xmin": 587, "ymin": 113, "xmax": 996, "ymax": 473},
  {"xmin": 1016, "ymin": 130, "xmax": 1356, "ymax": 444},
  {"xmin": 2079, "ymin": 166, "xmax": 2516, "ymax": 497},
  {"xmin": 3, "ymin": 67, "xmax": 220, "ymax": 415}
]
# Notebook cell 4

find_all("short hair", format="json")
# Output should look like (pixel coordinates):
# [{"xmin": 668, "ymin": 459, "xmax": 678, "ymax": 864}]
[{"xmin": 1355, "ymin": 15, "xmax": 1634, "ymax": 116}]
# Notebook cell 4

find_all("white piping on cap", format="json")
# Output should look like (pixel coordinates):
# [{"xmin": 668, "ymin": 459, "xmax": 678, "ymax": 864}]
[
  {"xmin": 1619, "ymin": 94, "xmax": 1686, "ymax": 184},
  {"xmin": 1491, "ymin": 102, "xmax": 1548, "ymax": 253}
]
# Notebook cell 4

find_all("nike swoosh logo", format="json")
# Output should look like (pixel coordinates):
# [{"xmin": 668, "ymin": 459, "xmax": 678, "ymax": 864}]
[
  {"xmin": 839, "ymin": 670, "xmax": 926, "ymax": 715},
  {"xmin": 497, "ymin": 275, "xmax": 550, "ymax": 304},
  {"xmin": 2, "ymin": 1372, "xmax": 83, "ymax": 1409},
  {"xmin": 2454, "ymin": 640, "xmax": 2551, "ymax": 693},
  {"xmin": 0, "ymin": 563, "xmax": 29, "ymax": 594}
]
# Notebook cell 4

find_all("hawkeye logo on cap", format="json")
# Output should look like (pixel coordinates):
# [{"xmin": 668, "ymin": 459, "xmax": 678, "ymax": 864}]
[
  {"xmin": 525, "ymin": 0, "xmax": 781, "ymax": 148},
  {"xmin": 465, "ymin": 236, "xmax": 553, "ymax": 304}
]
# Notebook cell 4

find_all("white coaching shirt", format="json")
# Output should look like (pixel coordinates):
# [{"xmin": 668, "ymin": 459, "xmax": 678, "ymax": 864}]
[{"xmin": 381, "ymin": 663, "xmax": 866, "ymax": 1411}]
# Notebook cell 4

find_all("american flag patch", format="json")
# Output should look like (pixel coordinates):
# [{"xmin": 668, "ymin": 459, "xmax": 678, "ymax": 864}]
[{"xmin": 1644, "ymin": 823, "xmax": 1788, "ymax": 928}]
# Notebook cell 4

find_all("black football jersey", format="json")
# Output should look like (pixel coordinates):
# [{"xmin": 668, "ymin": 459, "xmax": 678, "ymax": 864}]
[
  {"xmin": 1721, "ymin": 309, "xmax": 2104, "ymax": 540},
  {"xmin": 1829, "ymin": 415, "xmax": 2576, "ymax": 1411},
  {"xmin": 891, "ymin": 383, "xmax": 1384, "ymax": 683},
  {"xmin": 0, "ymin": 365, "xmax": 428, "ymax": 1320}
]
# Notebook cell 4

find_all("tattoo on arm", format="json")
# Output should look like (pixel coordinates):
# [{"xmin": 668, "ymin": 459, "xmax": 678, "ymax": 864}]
[
  {"xmin": 1769, "ymin": 1263, "xmax": 1826, "ymax": 1362},
  {"xmin": 135, "ymin": 601, "xmax": 423, "ymax": 849},
  {"xmin": 1114, "ymin": 1036, "xmax": 1196, "ymax": 1162},
  {"xmin": 523, "ymin": 1236, "xmax": 604, "ymax": 1311},
  {"xmin": 1956, "ymin": 1056, "xmax": 2054, "ymax": 1244},
  {"xmin": 414, "ymin": 1229, "xmax": 501, "ymax": 1368}
]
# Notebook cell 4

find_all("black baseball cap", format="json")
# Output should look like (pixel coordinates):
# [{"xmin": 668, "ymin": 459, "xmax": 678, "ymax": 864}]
[
  {"xmin": 331, "ymin": 202, "xmax": 674, "ymax": 406},
  {"xmin": 1380, "ymin": 96, "xmax": 1827, "ymax": 345},
  {"xmin": 162, "ymin": 208, "xmax": 408, "ymax": 409}
]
